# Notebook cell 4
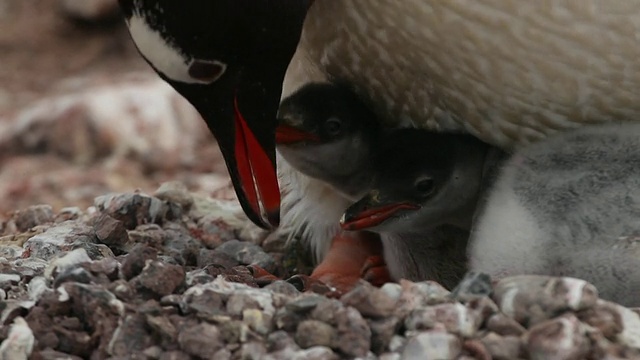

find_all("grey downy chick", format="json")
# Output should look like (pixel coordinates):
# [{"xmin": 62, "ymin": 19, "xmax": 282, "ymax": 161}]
[
  {"xmin": 275, "ymin": 83, "xmax": 382, "ymax": 263},
  {"xmin": 276, "ymin": 82, "xmax": 381, "ymax": 201},
  {"xmin": 340, "ymin": 129, "xmax": 494, "ymax": 289},
  {"xmin": 468, "ymin": 122, "xmax": 640, "ymax": 307}
]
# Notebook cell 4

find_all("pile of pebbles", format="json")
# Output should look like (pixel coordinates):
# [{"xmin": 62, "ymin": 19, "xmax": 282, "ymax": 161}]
[{"xmin": 1, "ymin": 182, "xmax": 639, "ymax": 359}]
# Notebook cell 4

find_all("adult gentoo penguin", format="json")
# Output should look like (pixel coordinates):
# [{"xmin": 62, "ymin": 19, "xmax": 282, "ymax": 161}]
[
  {"xmin": 116, "ymin": 2, "xmax": 640, "ymax": 231},
  {"xmin": 468, "ymin": 122, "xmax": 640, "ymax": 307}
]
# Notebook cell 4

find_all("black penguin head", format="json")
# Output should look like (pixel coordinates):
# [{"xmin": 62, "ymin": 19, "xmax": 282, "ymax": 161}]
[
  {"xmin": 340, "ymin": 129, "xmax": 488, "ymax": 233},
  {"xmin": 117, "ymin": 0, "xmax": 313, "ymax": 229}
]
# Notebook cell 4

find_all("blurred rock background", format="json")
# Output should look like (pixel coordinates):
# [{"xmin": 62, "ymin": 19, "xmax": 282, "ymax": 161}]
[{"xmin": 0, "ymin": 0, "xmax": 234, "ymax": 220}]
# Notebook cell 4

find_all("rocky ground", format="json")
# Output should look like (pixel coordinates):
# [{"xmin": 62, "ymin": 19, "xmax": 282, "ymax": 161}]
[
  {"xmin": 2, "ymin": 183, "xmax": 640, "ymax": 359},
  {"xmin": 1, "ymin": 1, "xmax": 640, "ymax": 359}
]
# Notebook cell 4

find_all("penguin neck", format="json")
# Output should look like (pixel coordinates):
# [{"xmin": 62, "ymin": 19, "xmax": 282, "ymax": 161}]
[
  {"xmin": 325, "ymin": 165, "xmax": 375, "ymax": 201},
  {"xmin": 380, "ymin": 222, "xmax": 470, "ymax": 247},
  {"xmin": 379, "ymin": 224, "xmax": 470, "ymax": 287}
]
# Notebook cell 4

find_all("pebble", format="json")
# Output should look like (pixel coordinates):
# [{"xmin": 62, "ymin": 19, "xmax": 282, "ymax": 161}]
[
  {"xmin": 380, "ymin": 353, "xmax": 401, "ymax": 360},
  {"xmin": 369, "ymin": 317, "xmax": 401, "ymax": 354},
  {"xmin": 286, "ymin": 294, "xmax": 326, "ymax": 314},
  {"xmin": 274, "ymin": 307, "xmax": 304, "ymax": 333},
  {"xmin": 196, "ymin": 214, "xmax": 239, "ymax": 248},
  {"xmin": 243, "ymin": 308, "xmax": 272, "ymax": 335},
  {"xmin": 267, "ymin": 331, "xmax": 299, "ymax": 353},
  {"xmin": 107, "ymin": 314, "xmax": 153, "ymax": 356},
  {"xmin": 292, "ymin": 346, "xmax": 339, "ymax": 360},
  {"xmin": 334, "ymin": 307, "xmax": 371, "ymax": 357},
  {"xmin": 109, "ymin": 280, "xmax": 134, "ymax": 302},
  {"xmin": 380, "ymin": 283, "xmax": 402, "ymax": 302},
  {"xmin": 295, "ymin": 320, "xmax": 337, "ymax": 349},
  {"xmin": 53, "ymin": 266, "xmax": 95, "ymax": 287},
  {"xmin": 341, "ymin": 282, "xmax": 397, "ymax": 318},
  {"xmin": 145, "ymin": 314, "xmax": 178, "ymax": 343},
  {"xmin": 120, "ymin": 244, "xmax": 158, "ymax": 280},
  {"xmin": 405, "ymin": 302, "xmax": 483, "ymax": 337},
  {"xmin": 36, "ymin": 349, "xmax": 83, "ymax": 360},
  {"xmin": 394, "ymin": 280, "xmax": 451, "ymax": 319},
  {"xmin": 261, "ymin": 231, "xmax": 289, "ymax": 253},
  {"xmin": 265, "ymin": 281, "xmax": 300, "ymax": 297},
  {"xmin": 23, "ymin": 222, "xmax": 96, "ymax": 261},
  {"xmin": 480, "ymin": 333, "xmax": 523, "ymax": 360},
  {"xmin": 44, "ymin": 248, "xmax": 92, "ymax": 280},
  {"xmin": 92, "ymin": 214, "xmax": 129, "ymax": 253},
  {"xmin": 153, "ymin": 181, "xmax": 194, "ymax": 210},
  {"xmin": 94, "ymin": 193, "xmax": 170, "ymax": 230},
  {"xmin": 524, "ymin": 314, "xmax": 590, "ymax": 360},
  {"xmin": 87, "ymin": 256, "xmax": 119, "ymax": 280},
  {"xmin": 185, "ymin": 269, "xmax": 215, "ymax": 287},
  {"xmin": 0, "ymin": 273, "xmax": 20, "ymax": 288},
  {"xmin": 131, "ymin": 260, "xmax": 185, "ymax": 297},
  {"xmin": 54, "ymin": 207, "xmax": 82, "ymax": 223},
  {"xmin": 0, "ymin": 244, "xmax": 23, "ymax": 261},
  {"xmin": 450, "ymin": 271, "xmax": 494, "ymax": 302},
  {"xmin": 310, "ymin": 298, "xmax": 345, "ymax": 325},
  {"xmin": 126, "ymin": 224, "xmax": 166, "ymax": 249},
  {"xmin": 178, "ymin": 323, "xmax": 224, "ymax": 358},
  {"xmin": 214, "ymin": 239, "xmax": 276, "ymax": 273},
  {"xmin": 190, "ymin": 196, "xmax": 264, "ymax": 243},
  {"xmin": 197, "ymin": 248, "xmax": 239, "ymax": 268},
  {"xmin": 578, "ymin": 300, "xmax": 623, "ymax": 339},
  {"xmin": 159, "ymin": 350, "xmax": 191, "ymax": 360},
  {"xmin": 493, "ymin": 275, "xmax": 599, "ymax": 326},
  {"xmin": 227, "ymin": 292, "xmax": 266, "ymax": 316},
  {"xmin": 603, "ymin": 301, "xmax": 640, "ymax": 349},
  {"xmin": 402, "ymin": 330, "xmax": 462, "ymax": 360},
  {"xmin": 238, "ymin": 342, "xmax": 267, "ymax": 359},
  {"xmin": 0, "ymin": 317, "xmax": 34, "ymax": 360},
  {"xmin": 13, "ymin": 205, "xmax": 54, "ymax": 232},
  {"xmin": 163, "ymin": 225, "xmax": 200, "ymax": 266},
  {"xmin": 184, "ymin": 289, "xmax": 226, "ymax": 320},
  {"xmin": 485, "ymin": 313, "xmax": 527, "ymax": 336}
]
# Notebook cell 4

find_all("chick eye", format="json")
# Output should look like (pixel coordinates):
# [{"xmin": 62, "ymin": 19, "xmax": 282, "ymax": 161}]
[
  {"xmin": 414, "ymin": 177, "xmax": 435, "ymax": 195},
  {"xmin": 324, "ymin": 117, "xmax": 342, "ymax": 136}
]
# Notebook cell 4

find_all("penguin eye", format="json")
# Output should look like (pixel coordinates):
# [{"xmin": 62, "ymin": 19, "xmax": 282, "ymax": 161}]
[
  {"xmin": 324, "ymin": 117, "xmax": 343, "ymax": 136},
  {"xmin": 414, "ymin": 177, "xmax": 435, "ymax": 195},
  {"xmin": 188, "ymin": 59, "xmax": 227, "ymax": 83}
]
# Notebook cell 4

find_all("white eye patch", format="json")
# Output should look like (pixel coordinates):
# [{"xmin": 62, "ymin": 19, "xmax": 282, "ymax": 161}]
[{"xmin": 127, "ymin": 13, "xmax": 226, "ymax": 84}]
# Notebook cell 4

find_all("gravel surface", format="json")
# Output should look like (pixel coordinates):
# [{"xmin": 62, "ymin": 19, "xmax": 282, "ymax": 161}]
[{"xmin": 1, "ymin": 184, "xmax": 640, "ymax": 359}]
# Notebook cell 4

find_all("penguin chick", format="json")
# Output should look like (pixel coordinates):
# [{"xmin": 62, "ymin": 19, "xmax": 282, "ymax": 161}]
[
  {"xmin": 276, "ymin": 82, "xmax": 381, "ymax": 201},
  {"xmin": 273, "ymin": 82, "xmax": 390, "ymax": 292},
  {"xmin": 341, "ymin": 129, "xmax": 493, "ymax": 289},
  {"xmin": 468, "ymin": 122, "xmax": 640, "ymax": 307},
  {"xmin": 275, "ymin": 82, "xmax": 383, "ymax": 264}
]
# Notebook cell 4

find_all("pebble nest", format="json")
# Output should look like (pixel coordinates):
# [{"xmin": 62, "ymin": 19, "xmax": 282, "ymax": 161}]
[{"xmin": 0, "ymin": 182, "xmax": 639, "ymax": 360}]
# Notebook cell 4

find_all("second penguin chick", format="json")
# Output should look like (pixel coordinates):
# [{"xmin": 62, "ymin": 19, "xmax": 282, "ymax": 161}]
[
  {"xmin": 468, "ymin": 122, "xmax": 640, "ymax": 307},
  {"xmin": 341, "ymin": 129, "xmax": 494, "ymax": 289}
]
